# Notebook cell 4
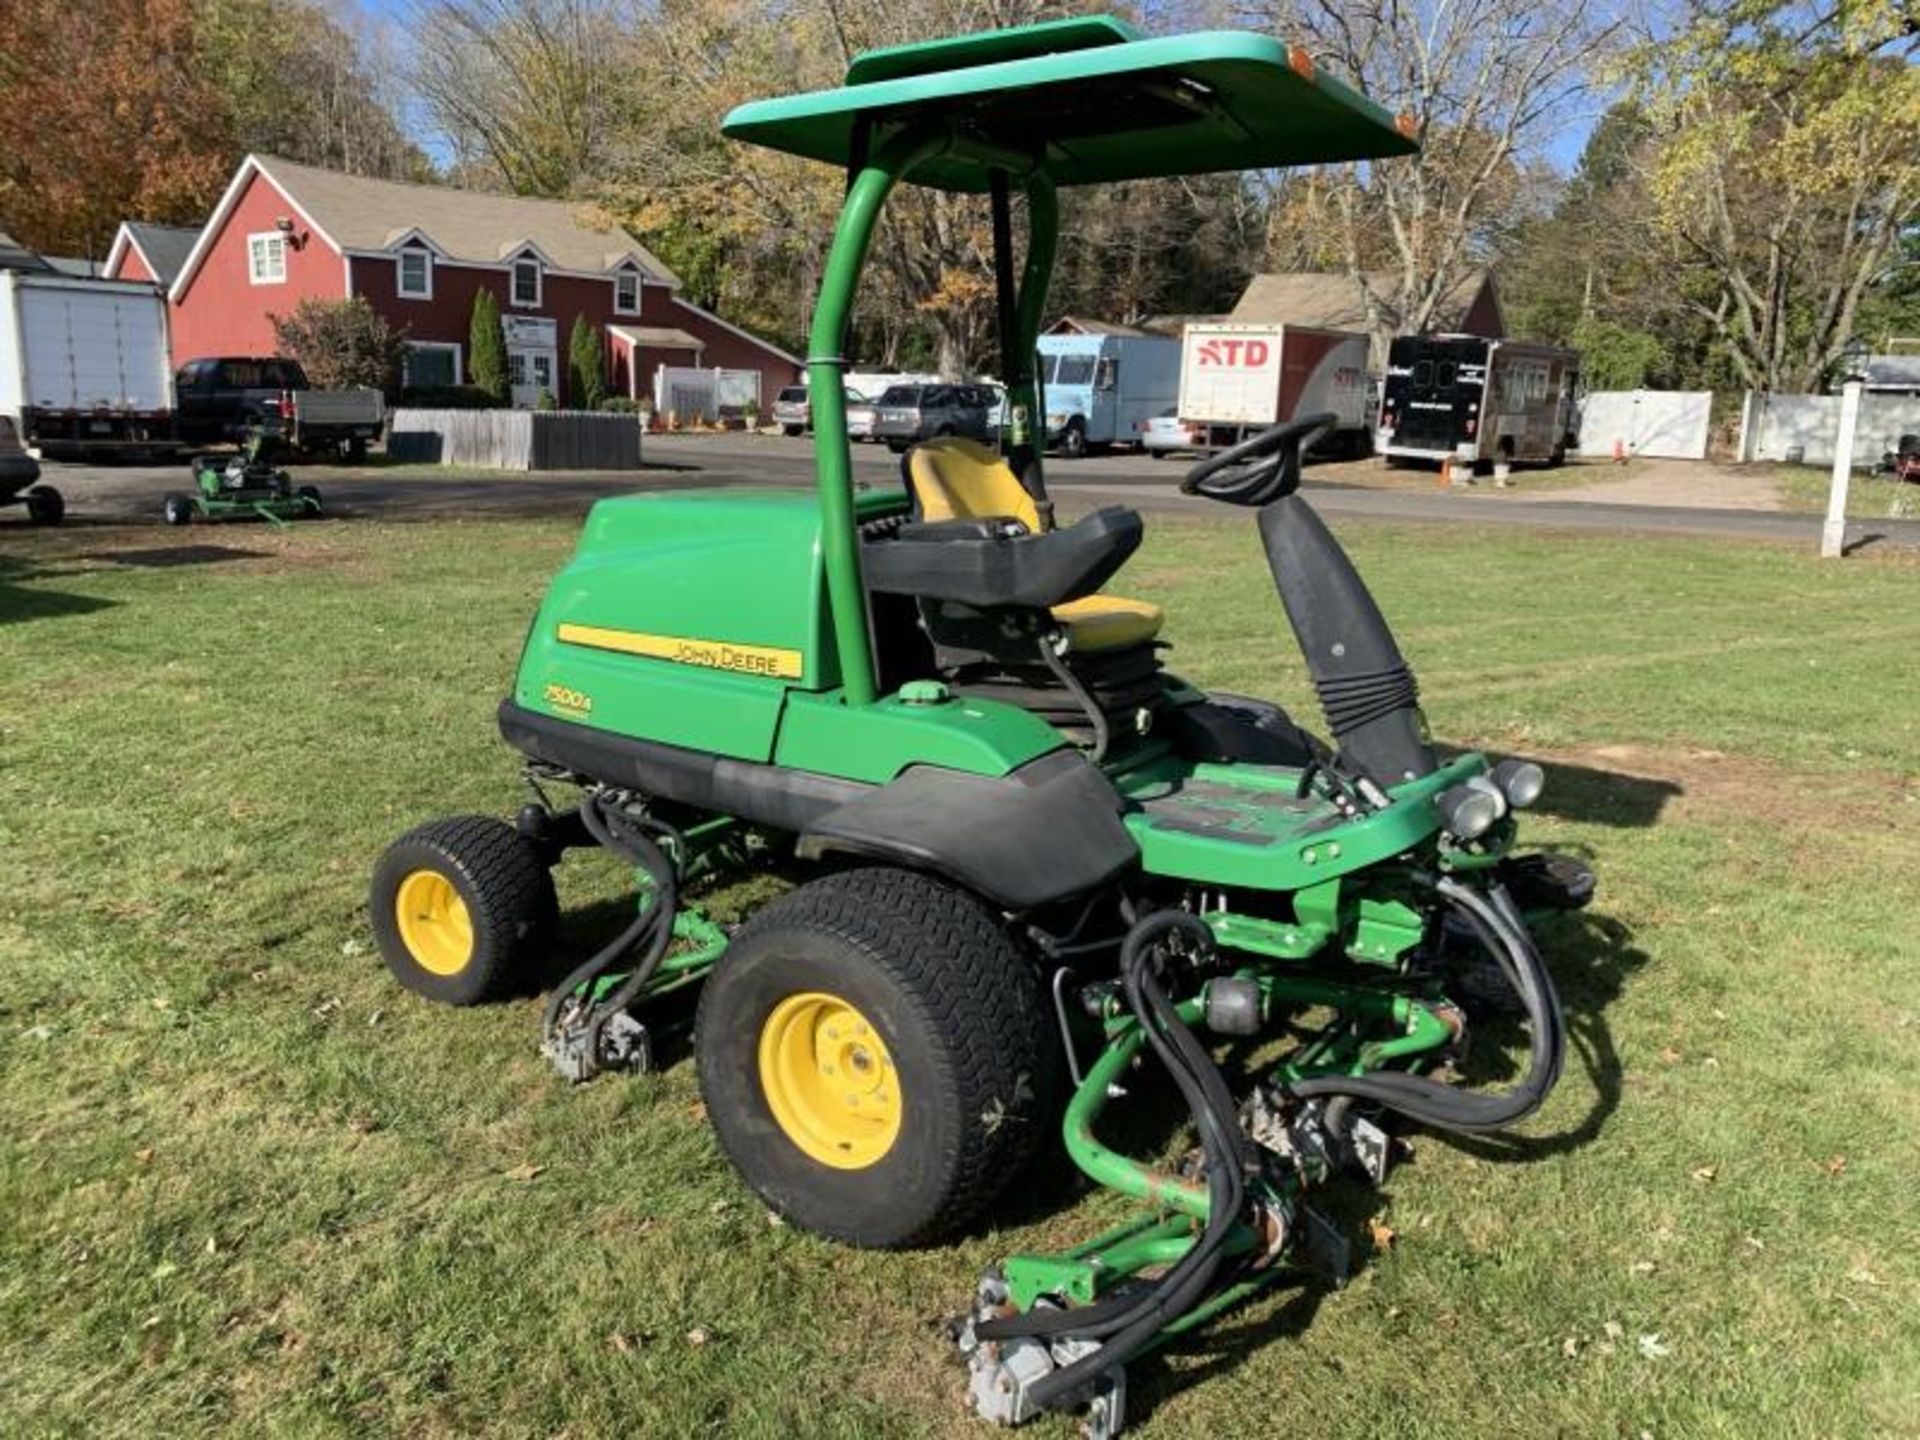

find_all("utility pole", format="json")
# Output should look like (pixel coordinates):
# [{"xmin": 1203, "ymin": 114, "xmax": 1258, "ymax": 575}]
[{"xmin": 1820, "ymin": 381, "xmax": 1861, "ymax": 559}]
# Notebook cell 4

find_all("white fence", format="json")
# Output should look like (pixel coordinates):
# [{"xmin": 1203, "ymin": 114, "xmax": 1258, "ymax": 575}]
[
  {"xmin": 1737, "ymin": 391, "xmax": 1920, "ymax": 467},
  {"xmin": 654, "ymin": 365, "xmax": 762, "ymax": 423},
  {"xmin": 387, "ymin": 409, "xmax": 643, "ymax": 470},
  {"xmin": 1576, "ymin": 390, "xmax": 1713, "ymax": 460}
]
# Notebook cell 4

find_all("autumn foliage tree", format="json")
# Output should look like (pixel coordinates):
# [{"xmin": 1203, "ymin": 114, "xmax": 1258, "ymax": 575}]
[{"xmin": 0, "ymin": 0, "xmax": 231, "ymax": 257}]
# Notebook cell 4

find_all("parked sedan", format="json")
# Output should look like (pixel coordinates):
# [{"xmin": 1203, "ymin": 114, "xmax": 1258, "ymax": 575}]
[
  {"xmin": 871, "ymin": 383, "xmax": 999, "ymax": 453},
  {"xmin": 1140, "ymin": 408, "xmax": 1208, "ymax": 458}
]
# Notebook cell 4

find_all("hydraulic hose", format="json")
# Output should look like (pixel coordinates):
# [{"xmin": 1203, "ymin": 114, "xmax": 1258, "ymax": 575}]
[
  {"xmin": 539, "ymin": 796, "xmax": 681, "ymax": 1044},
  {"xmin": 977, "ymin": 912, "xmax": 1253, "ymax": 1412},
  {"xmin": 1284, "ymin": 877, "xmax": 1564, "ymax": 1133}
]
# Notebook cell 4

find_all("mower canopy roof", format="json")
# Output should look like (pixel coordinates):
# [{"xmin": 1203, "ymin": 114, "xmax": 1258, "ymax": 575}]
[{"xmin": 721, "ymin": 15, "xmax": 1417, "ymax": 193}]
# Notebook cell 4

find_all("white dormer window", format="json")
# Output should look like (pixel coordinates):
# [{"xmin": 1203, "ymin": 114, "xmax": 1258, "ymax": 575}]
[
  {"xmin": 398, "ymin": 247, "xmax": 433, "ymax": 299},
  {"xmin": 614, "ymin": 269, "xmax": 640, "ymax": 315},
  {"xmin": 248, "ymin": 232, "xmax": 286, "ymax": 285},
  {"xmin": 511, "ymin": 256, "xmax": 542, "ymax": 308}
]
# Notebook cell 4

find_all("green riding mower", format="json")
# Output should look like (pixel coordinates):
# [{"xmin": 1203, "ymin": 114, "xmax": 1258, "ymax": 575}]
[
  {"xmin": 164, "ymin": 429, "xmax": 321, "ymax": 526},
  {"xmin": 371, "ymin": 17, "xmax": 1593, "ymax": 1434}
]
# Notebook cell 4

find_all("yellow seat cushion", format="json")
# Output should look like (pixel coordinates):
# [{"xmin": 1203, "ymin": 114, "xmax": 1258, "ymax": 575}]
[
  {"xmin": 908, "ymin": 437, "xmax": 1042, "ymax": 530},
  {"xmin": 907, "ymin": 437, "xmax": 1164, "ymax": 652},
  {"xmin": 1051, "ymin": 595, "xmax": 1165, "ymax": 652}
]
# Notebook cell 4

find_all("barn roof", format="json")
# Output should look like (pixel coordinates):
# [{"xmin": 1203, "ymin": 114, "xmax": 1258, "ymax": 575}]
[
  {"xmin": 1044, "ymin": 315, "xmax": 1154, "ymax": 337},
  {"xmin": 259, "ymin": 156, "xmax": 679, "ymax": 282},
  {"xmin": 1230, "ymin": 269, "xmax": 1497, "ymax": 332},
  {"xmin": 172, "ymin": 155, "xmax": 681, "ymax": 301},
  {"xmin": 0, "ymin": 228, "xmax": 51, "ymax": 272},
  {"xmin": 111, "ymin": 222, "xmax": 200, "ymax": 285}
]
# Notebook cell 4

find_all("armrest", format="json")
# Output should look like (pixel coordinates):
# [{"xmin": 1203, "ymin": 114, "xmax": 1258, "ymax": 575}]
[
  {"xmin": 895, "ymin": 517, "xmax": 1029, "ymax": 542},
  {"xmin": 862, "ymin": 505, "xmax": 1142, "ymax": 610}
]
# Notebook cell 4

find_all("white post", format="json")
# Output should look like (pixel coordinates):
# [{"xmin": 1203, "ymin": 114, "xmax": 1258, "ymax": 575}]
[{"xmin": 1820, "ymin": 381, "xmax": 1861, "ymax": 559}]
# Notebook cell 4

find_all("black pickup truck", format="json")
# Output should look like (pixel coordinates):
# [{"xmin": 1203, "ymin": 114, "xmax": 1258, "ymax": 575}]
[{"xmin": 173, "ymin": 357, "xmax": 386, "ymax": 459}]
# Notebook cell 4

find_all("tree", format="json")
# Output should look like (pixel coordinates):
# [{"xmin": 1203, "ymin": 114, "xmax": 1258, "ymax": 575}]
[
  {"xmin": 1635, "ymin": 3, "xmax": 1920, "ymax": 392},
  {"xmin": 470, "ymin": 290, "xmax": 509, "ymax": 404},
  {"xmin": 195, "ymin": 0, "xmax": 432, "ymax": 182},
  {"xmin": 270, "ymin": 297, "xmax": 410, "ymax": 394},
  {"xmin": 1253, "ymin": 0, "xmax": 1625, "ymax": 359},
  {"xmin": 568, "ymin": 313, "xmax": 607, "ymax": 409},
  {"xmin": 0, "ymin": 0, "xmax": 231, "ymax": 256},
  {"xmin": 409, "ymin": 0, "xmax": 625, "ymax": 196}
]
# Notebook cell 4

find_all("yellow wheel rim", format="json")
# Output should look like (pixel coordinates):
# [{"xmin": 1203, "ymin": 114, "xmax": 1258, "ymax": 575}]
[
  {"xmin": 393, "ymin": 869, "xmax": 475, "ymax": 976},
  {"xmin": 757, "ymin": 991, "xmax": 901, "ymax": 1169}
]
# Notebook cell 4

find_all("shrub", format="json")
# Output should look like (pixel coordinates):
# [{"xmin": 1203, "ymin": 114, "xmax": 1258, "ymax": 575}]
[
  {"xmin": 599, "ymin": 396, "xmax": 639, "ymax": 413},
  {"xmin": 568, "ymin": 313, "xmax": 608, "ymax": 410},
  {"xmin": 535, "ymin": 388, "xmax": 558, "ymax": 411},
  {"xmin": 269, "ymin": 297, "xmax": 408, "ymax": 395},
  {"xmin": 469, "ymin": 291, "xmax": 508, "ymax": 404}
]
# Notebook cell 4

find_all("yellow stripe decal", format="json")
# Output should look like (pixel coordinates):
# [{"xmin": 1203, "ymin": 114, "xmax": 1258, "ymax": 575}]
[{"xmin": 556, "ymin": 622, "xmax": 804, "ymax": 680}]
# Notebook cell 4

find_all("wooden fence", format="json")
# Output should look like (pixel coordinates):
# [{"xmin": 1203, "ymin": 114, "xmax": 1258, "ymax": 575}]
[{"xmin": 386, "ymin": 409, "xmax": 644, "ymax": 471}]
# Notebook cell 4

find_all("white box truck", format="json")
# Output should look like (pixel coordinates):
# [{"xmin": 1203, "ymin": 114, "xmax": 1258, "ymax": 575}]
[
  {"xmin": 0, "ymin": 271, "xmax": 177, "ymax": 459},
  {"xmin": 1176, "ymin": 323, "xmax": 1371, "ymax": 455}
]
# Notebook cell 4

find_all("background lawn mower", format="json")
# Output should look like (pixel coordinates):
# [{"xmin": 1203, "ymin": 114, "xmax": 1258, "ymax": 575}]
[
  {"xmin": 164, "ymin": 428, "xmax": 321, "ymax": 526},
  {"xmin": 371, "ymin": 17, "xmax": 1593, "ymax": 1435}
]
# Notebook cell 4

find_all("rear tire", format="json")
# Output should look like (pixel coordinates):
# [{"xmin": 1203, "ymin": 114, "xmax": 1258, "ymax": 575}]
[
  {"xmin": 370, "ymin": 816, "xmax": 557, "ymax": 1006},
  {"xmin": 696, "ymin": 867, "xmax": 1052, "ymax": 1248},
  {"xmin": 162, "ymin": 493, "xmax": 195, "ymax": 526},
  {"xmin": 25, "ymin": 485, "xmax": 62, "ymax": 525},
  {"xmin": 296, "ymin": 484, "xmax": 323, "ymax": 517},
  {"xmin": 1059, "ymin": 422, "xmax": 1087, "ymax": 460}
]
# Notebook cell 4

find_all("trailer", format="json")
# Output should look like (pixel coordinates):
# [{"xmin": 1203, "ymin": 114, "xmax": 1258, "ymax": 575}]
[
  {"xmin": 1036, "ymin": 332, "xmax": 1180, "ymax": 457},
  {"xmin": 1378, "ymin": 335, "xmax": 1579, "ymax": 468},
  {"xmin": 1176, "ymin": 322, "xmax": 1371, "ymax": 455},
  {"xmin": 0, "ymin": 271, "xmax": 177, "ymax": 459}
]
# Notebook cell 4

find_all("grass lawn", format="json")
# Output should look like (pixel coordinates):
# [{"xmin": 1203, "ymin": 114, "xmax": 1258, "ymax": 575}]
[
  {"xmin": 3, "ymin": 509, "xmax": 1918, "ymax": 1438},
  {"xmin": 1773, "ymin": 463, "xmax": 1920, "ymax": 519}
]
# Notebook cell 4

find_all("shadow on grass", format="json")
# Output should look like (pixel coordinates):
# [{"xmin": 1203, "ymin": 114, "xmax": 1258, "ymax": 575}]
[{"xmin": 0, "ymin": 552, "xmax": 117, "ymax": 624}]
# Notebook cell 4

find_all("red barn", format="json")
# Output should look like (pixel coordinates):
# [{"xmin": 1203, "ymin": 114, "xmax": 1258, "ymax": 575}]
[
  {"xmin": 103, "ymin": 222, "xmax": 200, "ymax": 289},
  {"xmin": 163, "ymin": 155, "xmax": 799, "ymax": 411}
]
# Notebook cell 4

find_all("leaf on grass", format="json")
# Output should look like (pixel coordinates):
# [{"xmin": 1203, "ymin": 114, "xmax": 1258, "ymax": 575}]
[
  {"xmin": 1630, "ymin": 1259, "xmax": 1656, "ymax": 1275},
  {"xmin": 23, "ymin": 1024, "xmax": 54, "ymax": 1041},
  {"xmin": 1691, "ymin": 1165, "xmax": 1718, "ymax": 1183},
  {"xmin": 341, "ymin": 938, "xmax": 365, "ymax": 958},
  {"xmin": 503, "ymin": 1162, "xmax": 546, "ymax": 1183},
  {"xmin": 1367, "ymin": 1217, "xmax": 1397, "ymax": 1250},
  {"xmin": 1847, "ymin": 1268, "xmax": 1886, "ymax": 1288},
  {"xmin": 1603, "ymin": 1320, "xmax": 1624, "ymax": 1341},
  {"xmin": 1637, "ymin": 1333, "xmax": 1670, "ymax": 1360},
  {"xmin": 1561, "ymin": 1335, "xmax": 1580, "ymax": 1358},
  {"xmin": 1741, "ymin": 1234, "xmax": 1765, "ymax": 1252},
  {"xmin": 1657, "ymin": 1047, "xmax": 1682, "ymax": 1065},
  {"xmin": 151, "ymin": 1262, "xmax": 178, "ymax": 1281},
  {"xmin": 134, "ymin": 1147, "xmax": 155, "ymax": 1165},
  {"xmin": 1825, "ymin": 1155, "xmax": 1846, "ymax": 1177},
  {"xmin": 685, "ymin": 1326, "xmax": 711, "ymax": 1346},
  {"xmin": 766, "ymin": 1209, "xmax": 786, "ymax": 1228}
]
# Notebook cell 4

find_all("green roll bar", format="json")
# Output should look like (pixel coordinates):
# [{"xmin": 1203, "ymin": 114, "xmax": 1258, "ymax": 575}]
[{"xmin": 803, "ymin": 125, "xmax": 1060, "ymax": 705}]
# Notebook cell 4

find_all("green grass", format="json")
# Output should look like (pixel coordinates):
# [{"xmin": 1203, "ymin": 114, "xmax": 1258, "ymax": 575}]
[
  {"xmin": 3, "ymin": 513, "xmax": 1919, "ymax": 1438},
  {"xmin": 1773, "ymin": 464, "xmax": 1919, "ymax": 519}
]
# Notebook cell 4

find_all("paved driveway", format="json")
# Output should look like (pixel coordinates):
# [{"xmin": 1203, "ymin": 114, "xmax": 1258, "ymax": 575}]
[{"xmin": 13, "ymin": 434, "xmax": 1918, "ymax": 551}]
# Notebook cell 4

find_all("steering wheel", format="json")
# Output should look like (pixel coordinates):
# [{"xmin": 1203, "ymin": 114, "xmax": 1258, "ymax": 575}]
[{"xmin": 1180, "ymin": 413, "xmax": 1336, "ymax": 507}]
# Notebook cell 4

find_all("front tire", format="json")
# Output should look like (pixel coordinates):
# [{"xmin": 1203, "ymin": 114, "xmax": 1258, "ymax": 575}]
[
  {"xmin": 696, "ymin": 868, "xmax": 1052, "ymax": 1248},
  {"xmin": 296, "ymin": 484, "xmax": 323, "ymax": 517},
  {"xmin": 162, "ymin": 493, "xmax": 195, "ymax": 526},
  {"xmin": 1058, "ymin": 422, "xmax": 1087, "ymax": 460},
  {"xmin": 370, "ymin": 816, "xmax": 557, "ymax": 1006}
]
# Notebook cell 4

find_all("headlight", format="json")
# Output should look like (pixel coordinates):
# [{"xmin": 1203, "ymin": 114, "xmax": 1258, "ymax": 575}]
[
  {"xmin": 1046, "ymin": 413, "xmax": 1066, "ymax": 427},
  {"xmin": 1490, "ymin": 758, "xmax": 1545, "ymax": 809},
  {"xmin": 1435, "ymin": 779, "xmax": 1505, "ymax": 840}
]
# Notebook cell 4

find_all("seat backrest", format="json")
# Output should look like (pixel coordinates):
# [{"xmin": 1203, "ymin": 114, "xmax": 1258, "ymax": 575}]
[{"xmin": 907, "ymin": 438, "xmax": 1040, "ymax": 532}]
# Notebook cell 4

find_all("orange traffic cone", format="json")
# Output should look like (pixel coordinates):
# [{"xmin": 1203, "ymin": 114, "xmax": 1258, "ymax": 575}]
[{"xmin": 1438, "ymin": 457, "xmax": 1453, "ymax": 488}]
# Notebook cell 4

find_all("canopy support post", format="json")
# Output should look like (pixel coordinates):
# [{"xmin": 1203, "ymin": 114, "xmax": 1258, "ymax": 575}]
[{"xmin": 807, "ymin": 125, "xmax": 947, "ymax": 706}]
